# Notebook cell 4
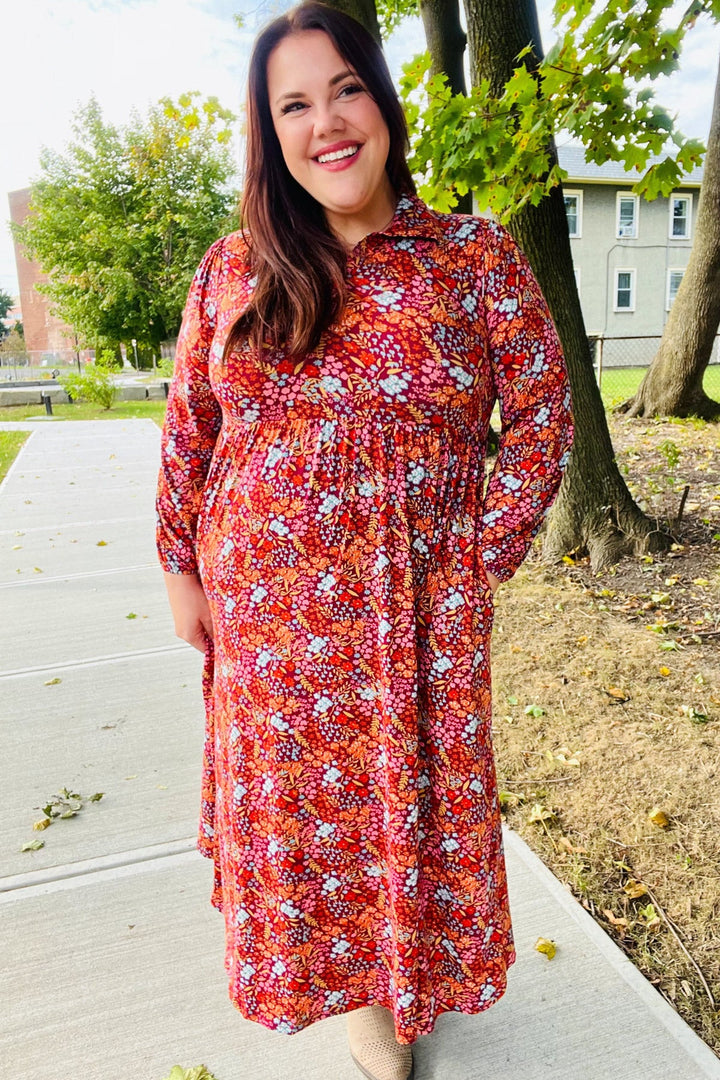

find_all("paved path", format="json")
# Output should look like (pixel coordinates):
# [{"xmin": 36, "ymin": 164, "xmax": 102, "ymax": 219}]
[{"xmin": 2, "ymin": 418, "xmax": 719, "ymax": 1080}]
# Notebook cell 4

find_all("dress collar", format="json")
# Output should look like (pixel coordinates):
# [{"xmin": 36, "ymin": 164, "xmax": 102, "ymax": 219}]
[{"xmin": 373, "ymin": 192, "xmax": 446, "ymax": 242}]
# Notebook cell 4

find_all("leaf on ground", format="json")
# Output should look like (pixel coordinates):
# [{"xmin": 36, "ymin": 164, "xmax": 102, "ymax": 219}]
[
  {"xmin": 558, "ymin": 835, "xmax": 587, "ymax": 855},
  {"xmin": 44, "ymin": 677, "xmax": 62, "ymax": 686},
  {"xmin": 682, "ymin": 705, "xmax": 709, "ymax": 724},
  {"xmin": 126, "ymin": 612, "xmax": 138, "ymax": 619},
  {"xmin": 528, "ymin": 802, "xmax": 556, "ymax": 824},
  {"xmin": 33, "ymin": 818, "xmax": 52, "ymax": 831},
  {"xmin": 21, "ymin": 839, "xmax": 45, "ymax": 851},
  {"xmin": 89, "ymin": 792, "xmax": 105, "ymax": 802},
  {"xmin": 603, "ymin": 909, "xmax": 629, "ymax": 929},
  {"xmin": 649, "ymin": 808, "xmax": 671, "ymax": 827},
  {"xmin": 96, "ymin": 540, "xmax": 108, "ymax": 546},
  {"xmin": 660, "ymin": 640, "xmax": 682, "ymax": 651},
  {"xmin": 524, "ymin": 704, "xmax": 545, "ymax": 717},
  {"xmin": 161, "ymin": 1067, "xmax": 220, "ymax": 1080},
  {"xmin": 604, "ymin": 686, "xmax": 630, "ymax": 702},
  {"xmin": 535, "ymin": 937, "xmax": 557, "ymax": 959},
  {"xmin": 623, "ymin": 878, "xmax": 649, "ymax": 899}
]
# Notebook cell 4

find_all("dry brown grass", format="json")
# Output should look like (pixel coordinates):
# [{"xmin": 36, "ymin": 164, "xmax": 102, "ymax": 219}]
[{"xmin": 491, "ymin": 413, "xmax": 720, "ymax": 1054}]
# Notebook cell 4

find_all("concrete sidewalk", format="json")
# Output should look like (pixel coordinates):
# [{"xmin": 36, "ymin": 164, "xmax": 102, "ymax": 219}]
[{"xmin": 2, "ymin": 418, "xmax": 719, "ymax": 1080}]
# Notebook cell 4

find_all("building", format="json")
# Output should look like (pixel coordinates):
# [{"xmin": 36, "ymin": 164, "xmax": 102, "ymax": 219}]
[
  {"xmin": 8, "ymin": 187, "xmax": 74, "ymax": 359},
  {"xmin": 557, "ymin": 145, "xmax": 708, "ymax": 367}
]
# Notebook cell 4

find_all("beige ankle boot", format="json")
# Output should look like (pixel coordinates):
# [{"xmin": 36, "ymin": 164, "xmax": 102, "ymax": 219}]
[{"xmin": 346, "ymin": 1005, "xmax": 414, "ymax": 1080}]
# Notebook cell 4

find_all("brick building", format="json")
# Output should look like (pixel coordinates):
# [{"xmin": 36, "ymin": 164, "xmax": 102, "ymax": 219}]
[{"xmin": 8, "ymin": 187, "xmax": 73, "ymax": 356}]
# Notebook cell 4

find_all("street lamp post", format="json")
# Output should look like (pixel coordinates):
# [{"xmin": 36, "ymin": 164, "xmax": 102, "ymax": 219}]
[{"xmin": 131, "ymin": 338, "xmax": 139, "ymax": 371}]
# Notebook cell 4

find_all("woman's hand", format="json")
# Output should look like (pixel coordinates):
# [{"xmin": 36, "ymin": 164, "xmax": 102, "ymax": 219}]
[
  {"xmin": 486, "ymin": 568, "xmax": 501, "ymax": 596},
  {"xmin": 163, "ymin": 572, "xmax": 214, "ymax": 653}
]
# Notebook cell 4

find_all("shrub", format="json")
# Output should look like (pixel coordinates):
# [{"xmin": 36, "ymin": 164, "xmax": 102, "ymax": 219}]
[{"xmin": 59, "ymin": 364, "xmax": 117, "ymax": 410}]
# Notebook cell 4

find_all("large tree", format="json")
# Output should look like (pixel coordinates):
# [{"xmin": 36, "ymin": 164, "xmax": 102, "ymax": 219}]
[
  {"xmin": 13, "ymin": 93, "xmax": 238, "ymax": 360},
  {"xmin": 619, "ymin": 53, "xmax": 720, "ymax": 420},
  {"xmin": 371, "ymin": 0, "xmax": 714, "ymax": 566}
]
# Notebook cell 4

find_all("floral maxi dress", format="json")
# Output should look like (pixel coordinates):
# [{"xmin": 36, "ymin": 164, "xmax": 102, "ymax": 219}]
[{"xmin": 156, "ymin": 194, "xmax": 573, "ymax": 1043}]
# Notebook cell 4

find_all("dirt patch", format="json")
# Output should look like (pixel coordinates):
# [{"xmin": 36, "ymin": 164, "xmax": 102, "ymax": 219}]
[{"xmin": 491, "ymin": 413, "xmax": 720, "ymax": 1054}]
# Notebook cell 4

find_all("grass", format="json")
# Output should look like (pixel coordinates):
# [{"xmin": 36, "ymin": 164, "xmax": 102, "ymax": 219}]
[
  {"xmin": 599, "ymin": 364, "xmax": 720, "ymax": 409},
  {"xmin": 0, "ymin": 430, "xmax": 30, "ymax": 484},
  {"xmin": 0, "ymin": 399, "xmax": 168, "ymax": 424}
]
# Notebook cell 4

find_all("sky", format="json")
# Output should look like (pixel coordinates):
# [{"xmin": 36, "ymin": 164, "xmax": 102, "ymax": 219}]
[{"xmin": 2, "ymin": 0, "xmax": 719, "ymax": 297}]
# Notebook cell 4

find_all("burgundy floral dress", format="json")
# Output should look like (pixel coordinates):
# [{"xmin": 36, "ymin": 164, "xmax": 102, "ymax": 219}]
[{"xmin": 156, "ymin": 193, "xmax": 573, "ymax": 1043}]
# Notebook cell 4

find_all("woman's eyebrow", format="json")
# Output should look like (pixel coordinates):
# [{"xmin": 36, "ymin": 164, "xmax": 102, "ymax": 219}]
[{"xmin": 275, "ymin": 69, "xmax": 356, "ymax": 105}]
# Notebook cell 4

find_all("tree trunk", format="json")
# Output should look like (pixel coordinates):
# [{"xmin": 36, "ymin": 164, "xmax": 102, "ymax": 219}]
[
  {"xmin": 419, "ymin": 0, "xmax": 473, "ymax": 215},
  {"xmin": 327, "ymin": 0, "xmax": 381, "ymax": 42},
  {"xmin": 463, "ymin": 0, "xmax": 671, "ymax": 567},
  {"xmin": 618, "ymin": 54, "xmax": 720, "ymax": 420}
]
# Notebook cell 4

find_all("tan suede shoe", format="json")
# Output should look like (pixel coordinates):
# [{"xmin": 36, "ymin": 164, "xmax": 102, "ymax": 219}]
[{"xmin": 347, "ymin": 1005, "xmax": 415, "ymax": 1080}]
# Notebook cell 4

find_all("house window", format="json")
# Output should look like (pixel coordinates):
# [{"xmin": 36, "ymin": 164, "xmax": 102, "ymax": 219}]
[
  {"xmin": 616, "ymin": 194, "xmax": 638, "ymax": 238},
  {"xmin": 614, "ymin": 269, "xmax": 635, "ymax": 311},
  {"xmin": 666, "ymin": 269, "xmax": 684, "ymax": 310},
  {"xmin": 564, "ymin": 191, "xmax": 582, "ymax": 238},
  {"xmin": 669, "ymin": 195, "xmax": 692, "ymax": 239}
]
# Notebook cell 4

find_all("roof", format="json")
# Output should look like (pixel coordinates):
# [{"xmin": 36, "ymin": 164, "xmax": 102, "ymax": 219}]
[{"xmin": 557, "ymin": 143, "xmax": 703, "ymax": 186}]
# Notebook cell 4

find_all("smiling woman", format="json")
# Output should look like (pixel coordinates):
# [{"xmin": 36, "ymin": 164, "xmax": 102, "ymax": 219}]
[{"xmin": 155, "ymin": 4, "xmax": 573, "ymax": 1079}]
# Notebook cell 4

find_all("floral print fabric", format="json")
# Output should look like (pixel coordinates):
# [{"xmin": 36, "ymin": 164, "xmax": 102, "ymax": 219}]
[{"xmin": 156, "ymin": 193, "xmax": 573, "ymax": 1043}]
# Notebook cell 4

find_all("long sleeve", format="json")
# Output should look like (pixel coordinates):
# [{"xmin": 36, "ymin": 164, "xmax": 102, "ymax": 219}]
[
  {"xmin": 478, "ymin": 223, "xmax": 574, "ymax": 583},
  {"xmin": 156, "ymin": 239, "xmax": 225, "ymax": 574}
]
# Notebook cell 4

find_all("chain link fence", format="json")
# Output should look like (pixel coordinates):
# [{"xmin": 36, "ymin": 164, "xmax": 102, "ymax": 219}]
[{"xmin": 589, "ymin": 335, "xmax": 720, "ymax": 408}]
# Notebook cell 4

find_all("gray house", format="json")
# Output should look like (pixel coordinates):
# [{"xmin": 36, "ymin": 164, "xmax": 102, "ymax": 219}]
[{"xmin": 557, "ymin": 144, "xmax": 709, "ymax": 367}]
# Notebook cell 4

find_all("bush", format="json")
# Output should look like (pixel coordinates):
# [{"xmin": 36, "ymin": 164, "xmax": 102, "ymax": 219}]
[{"xmin": 59, "ymin": 364, "xmax": 117, "ymax": 410}]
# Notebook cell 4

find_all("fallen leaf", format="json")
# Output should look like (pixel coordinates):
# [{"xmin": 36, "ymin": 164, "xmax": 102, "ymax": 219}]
[
  {"xmin": 21, "ymin": 839, "xmax": 45, "ymax": 851},
  {"xmin": 649, "ymin": 808, "xmax": 671, "ymax": 827},
  {"xmin": 623, "ymin": 878, "xmax": 649, "ymax": 899},
  {"xmin": 33, "ymin": 818, "xmax": 52, "ymax": 831},
  {"xmin": 524, "ymin": 704, "xmax": 545, "ymax": 717},
  {"xmin": 605, "ymin": 686, "xmax": 630, "ymax": 702},
  {"xmin": 603, "ymin": 909, "xmax": 629, "ymax": 929},
  {"xmin": 89, "ymin": 792, "xmax": 105, "ymax": 802},
  {"xmin": 535, "ymin": 937, "xmax": 557, "ymax": 959},
  {"xmin": 693, "ymin": 578, "xmax": 710, "ymax": 587},
  {"xmin": 33, "ymin": 567, "xmax": 43, "ymax": 574},
  {"xmin": 96, "ymin": 540, "xmax": 108, "ymax": 546},
  {"xmin": 528, "ymin": 803, "xmax": 556, "ymax": 824},
  {"xmin": 126, "ymin": 612, "xmax": 137, "ymax": 620},
  {"xmin": 44, "ymin": 677, "xmax": 62, "ymax": 686}
]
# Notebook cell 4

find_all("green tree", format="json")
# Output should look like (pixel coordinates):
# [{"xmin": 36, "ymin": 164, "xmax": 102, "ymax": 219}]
[
  {"xmin": 13, "ymin": 93, "xmax": 238, "ymax": 362},
  {"xmin": 369, "ymin": 0, "xmax": 716, "ymax": 567},
  {"xmin": 0, "ymin": 288, "xmax": 14, "ymax": 340}
]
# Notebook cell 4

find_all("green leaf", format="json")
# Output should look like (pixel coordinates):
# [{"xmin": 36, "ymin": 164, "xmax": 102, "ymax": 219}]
[
  {"xmin": 525, "ymin": 704, "xmax": 546, "ymax": 717},
  {"xmin": 21, "ymin": 839, "xmax": 45, "ymax": 852}
]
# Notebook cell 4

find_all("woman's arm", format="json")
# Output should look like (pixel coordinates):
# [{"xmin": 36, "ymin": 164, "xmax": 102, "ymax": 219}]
[
  {"xmin": 156, "ymin": 241, "xmax": 224, "ymax": 650},
  {"xmin": 478, "ymin": 223, "xmax": 574, "ymax": 585}
]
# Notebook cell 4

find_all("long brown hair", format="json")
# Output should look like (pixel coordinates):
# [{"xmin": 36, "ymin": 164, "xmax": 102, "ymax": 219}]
[{"xmin": 224, "ymin": 1, "xmax": 416, "ymax": 360}]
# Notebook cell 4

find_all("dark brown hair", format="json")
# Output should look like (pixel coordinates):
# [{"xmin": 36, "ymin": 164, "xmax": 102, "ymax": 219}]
[{"xmin": 224, "ymin": 0, "xmax": 415, "ymax": 360}]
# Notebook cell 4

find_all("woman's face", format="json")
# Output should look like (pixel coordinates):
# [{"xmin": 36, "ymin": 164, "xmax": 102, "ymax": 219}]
[{"xmin": 266, "ymin": 29, "xmax": 395, "ymax": 244}]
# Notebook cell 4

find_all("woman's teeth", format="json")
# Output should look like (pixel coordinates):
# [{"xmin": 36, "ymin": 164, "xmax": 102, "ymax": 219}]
[{"xmin": 317, "ymin": 145, "xmax": 359, "ymax": 163}]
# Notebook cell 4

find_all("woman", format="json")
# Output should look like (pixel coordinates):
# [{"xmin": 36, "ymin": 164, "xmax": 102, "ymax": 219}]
[{"xmin": 156, "ymin": 4, "xmax": 573, "ymax": 1079}]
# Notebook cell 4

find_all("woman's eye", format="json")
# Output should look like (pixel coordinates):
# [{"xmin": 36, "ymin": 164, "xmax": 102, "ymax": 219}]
[
  {"xmin": 338, "ymin": 83, "xmax": 364, "ymax": 98},
  {"xmin": 280, "ymin": 101, "xmax": 307, "ymax": 115}
]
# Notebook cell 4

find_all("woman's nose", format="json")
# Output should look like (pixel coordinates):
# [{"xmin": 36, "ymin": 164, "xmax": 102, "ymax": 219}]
[{"xmin": 313, "ymin": 101, "xmax": 344, "ymax": 139}]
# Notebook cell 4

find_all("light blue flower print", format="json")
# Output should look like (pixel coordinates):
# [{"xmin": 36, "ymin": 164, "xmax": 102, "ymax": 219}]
[
  {"xmin": 442, "ymin": 837, "xmax": 460, "ymax": 852},
  {"xmin": 314, "ymin": 694, "xmax": 332, "ymax": 714},
  {"xmin": 269, "ymin": 515, "xmax": 290, "ymax": 536},
  {"xmin": 442, "ymin": 590, "xmax": 464, "ymax": 612},
  {"xmin": 479, "ymin": 981, "xmax": 497, "ymax": 1002},
  {"xmin": 320, "ymin": 375, "xmax": 346, "ymax": 395},
  {"xmin": 262, "ymin": 777, "xmax": 274, "ymax": 796},
  {"xmin": 239, "ymin": 962, "xmax": 256, "ymax": 982},
  {"xmin": 316, "ymin": 820, "xmax": 336, "ymax": 838},
  {"xmin": 500, "ymin": 474, "xmax": 523, "ymax": 492},
  {"xmin": 464, "ymin": 714, "xmax": 481, "ymax": 737},
  {"xmin": 265, "ymin": 445, "xmax": 285, "ymax": 468},
  {"xmin": 357, "ymin": 686, "xmax": 378, "ymax": 701},
  {"xmin": 448, "ymin": 365, "xmax": 474, "ymax": 389},
  {"xmin": 435, "ymin": 884, "xmax": 454, "ymax": 903},
  {"xmin": 378, "ymin": 618, "xmax": 392, "ymax": 638},
  {"xmin": 534, "ymin": 405, "xmax": 551, "ymax": 425},
  {"xmin": 357, "ymin": 479, "xmax": 376, "ymax": 497},
  {"xmin": 270, "ymin": 713, "xmax": 290, "ymax": 731},
  {"xmin": 498, "ymin": 296, "xmax": 518, "ymax": 318},
  {"xmin": 233, "ymin": 781, "xmax": 247, "ymax": 802},
  {"xmin": 482, "ymin": 509, "xmax": 503, "ymax": 527},
  {"xmin": 324, "ymin": 765, "xmax": 342, "ymax": 784},
  {"xmin": 331, "ymin": 938, "xmax": 351, "ymax": 956},
  {"xmin": 307, "ymin": 635, "xmax": 327, "ymax": 655},
  {"xmin": 220, "ymin": 537, "xmax": 234, "ymax": 559},
  {"xmin": 250, "ymin": 584, "xmax": 267, "ymax": 604},
  {"xmin": 470, "ymin": 777, "xmax": 485, "ymax": 794},
  {"xmin": 378, "ymin": 372, "xmax": 411, "ymax": 398},
  {"xmin": 274, "ymin": 1021, "xmax": 295, "ymax": 1035},
  {"xmin": 235, "ymin": 907, "xmax": 250, "ymax": 925},
  {"xmin": 462, "ymin": 293, "xmax": 478, "ymax": 316},
  {"xmin": 442, "ymin": 937, "xmax": 460, "ymax": 961},
  {"xmin": 319, "ymin": 492, "xmax": 341, "ymax": 515},
  {"xmin": 280, "ymin": 900, "xmax": 301, "ymax": 918},
  {"xmin": 412, "ymin": 534, "xmax": 429, "ymax": 556},
  {"xmin": 453, "ymin": 219, "xmax": 478, "ymax": 241},
  {"xmin": 256, "ymin": 648, "xmax": 273, "ymax": 668},
  {"xmin": 374, "ymin": 288, "xmax": 404, "ymax": 310},
  {"xmin": 323, "ymin": 874, "xmax": 341, "ymax": 894},
  {"xmin": 433, "ymin": 654, "xmax": 453, "ymax": 674},
  {"xmin": 318, "ymin": 571, "xmax": 335, "ymax": 593},
  {"xmin": 272, "ymin": 958, "xmax": 287, "ymax": 976},
  {"xmin": 398, "ymin": 990, "xmax": 416, "ymax": 1007},
  {"xmin": 319, "ymin": 419, "xmax": 337, "ymax": 442},
  {"xmin": 242, "ymin": 404, "xmax": 261, "ymax": 423},
  {"xmin": 224, "ymin": 597, "xmax": 236, "ymax": 615},
  {"xmin": 325, "ymin": 990, "xmax": 346, "ymax": 1007},
  {"xmin": 375, "ymin": 551, "xmax": 390, "ymax": 572}
]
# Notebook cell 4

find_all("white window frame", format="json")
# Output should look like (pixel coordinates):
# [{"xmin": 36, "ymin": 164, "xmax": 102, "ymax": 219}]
[
  {"xmin": 564, "ymin": 190, "xmax": 583, "ymax": 238},
  {"xmin": 616, "ymin": 193, "xmax": 639, "ymax": 239},
  {"xmin": 669, "ymin": 194, "xmax": 692, "ymax": 240},
  {"xmin": 666, "ymin": 268, "xmax": 685, "ymax": 310},
  {"xmin": 614, "ymin": 268, "xmax": 636, "ymax": 312}
]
